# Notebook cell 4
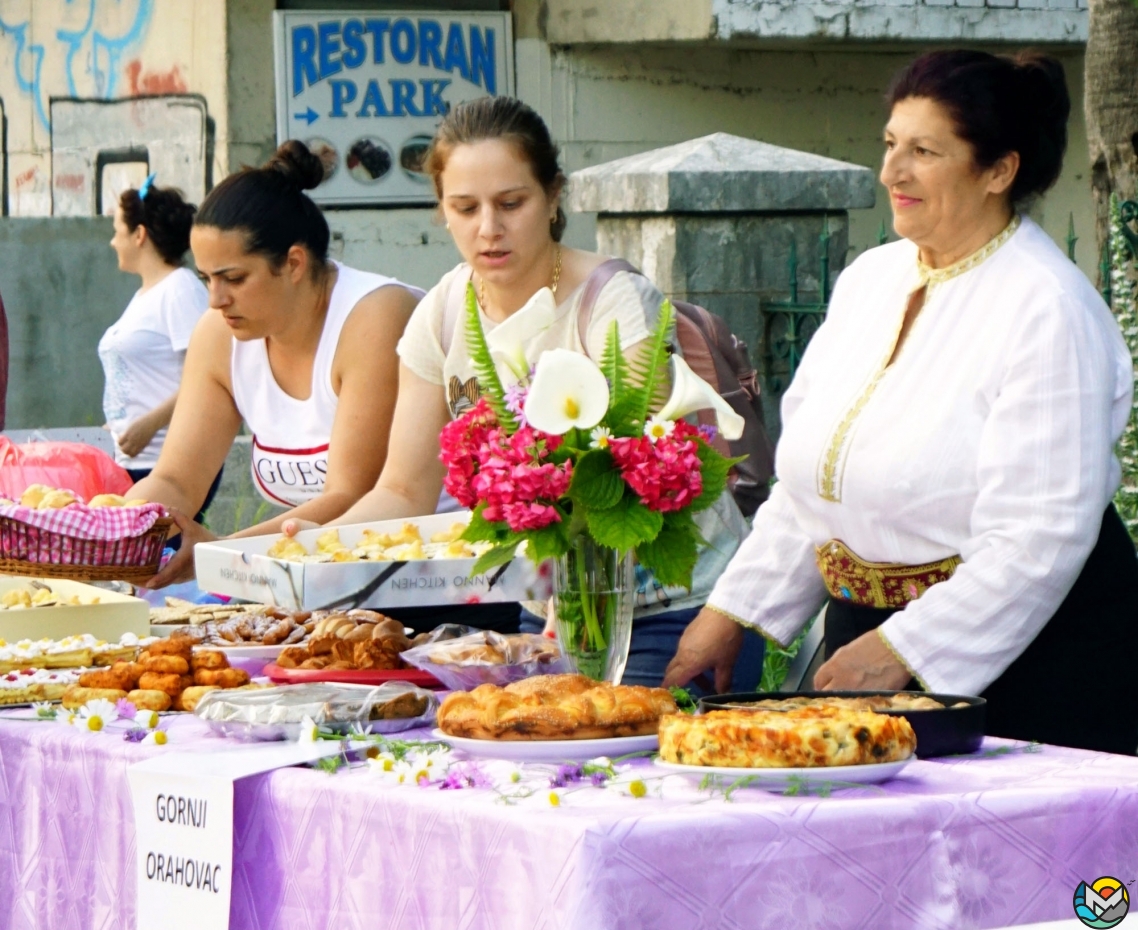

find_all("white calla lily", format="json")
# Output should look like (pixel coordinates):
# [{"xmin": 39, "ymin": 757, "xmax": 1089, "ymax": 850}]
[
  {"xmin": 485, "ymin": 287, "xmax": 557, "ymax": 384},
  {"xmin": 657, "ymin": 354, "xmax": 746, "ymax": 441},
  {"xmin": 524, "ymin": 349, "xmax": 610, "ymax": 435}
]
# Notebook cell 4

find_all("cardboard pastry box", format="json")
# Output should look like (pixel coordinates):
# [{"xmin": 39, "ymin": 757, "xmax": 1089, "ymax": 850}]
[
  {"xmin": 0, "ymin": 577, "xmax": 149, "ymax": 641},
  {"xmin": 194, "ymin": 512, "xmax": 552, "ymax": 611}
]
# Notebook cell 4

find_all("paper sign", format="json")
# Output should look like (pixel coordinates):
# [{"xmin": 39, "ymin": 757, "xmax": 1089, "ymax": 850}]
[{"xmin": 128, "ymin": 743, "xmax": 341, "ymax": 930}]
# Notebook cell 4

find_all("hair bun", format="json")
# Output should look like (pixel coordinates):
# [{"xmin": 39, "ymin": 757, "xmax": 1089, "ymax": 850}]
[
  {"xmin": 266, "ymin": 140, "xmax": 326, "ymax": 192},
  {"xmin": 1013, "ymin": 53, "xmax": 1070, "ymax": 125}
]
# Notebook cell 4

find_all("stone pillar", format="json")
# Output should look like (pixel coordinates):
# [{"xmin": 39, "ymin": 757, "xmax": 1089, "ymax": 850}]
[{"xmin": 567, "ymin": 132, "xmax": 874, "ymax": 436}]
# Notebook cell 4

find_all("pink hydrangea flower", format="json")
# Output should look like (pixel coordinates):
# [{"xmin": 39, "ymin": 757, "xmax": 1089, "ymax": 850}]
[
  {"xmin": 438, "ymin": 398, "xmax": 499, "ymax": 508},
  {"xmin": 609, "ymin": 420, "xmax": 703, "ymax": 512}
]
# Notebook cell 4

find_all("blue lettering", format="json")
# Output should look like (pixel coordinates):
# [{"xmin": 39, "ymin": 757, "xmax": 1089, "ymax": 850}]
[
  {"xmin": 364, "ymin": 19, "xmax": 389, "ymax": 63},
  {"xmin": 342, "ymin": 19, "xmax": 366, "ymax": 69},
  {"xmin": 390, "ymin": 79, "xmax": 420, "ymax": 117},
  {"xmin": 470, "ymin": 27, "xmax": 495, "ymax": 93},
  {"xmin": 442, "ymin": 23, "xmax": 469, "ymax": 82},
  {"xmin": 420, "ymin": 79, "xmax": 451, "ymax": 116},
  {"xmin": 330, "ymin": 80, "xmax": 358, "ymax": 117},
  {"xmin": 317, "ymin": 22, "xmax": 342, "ymax": 81},
  {"xmin": 390, "ymin": 19, "xmax": 416, "ymax": 65},
  {"xmin": 419, "ymin": 20, "xmax": 443, "ymax": 69},
  {"xmin": 356, "ymin": 80, "xmax": 389, "ymax": 117},
  {"xmin": 292, "ymin": 25, "xmax": 318, "ymax": 96}
]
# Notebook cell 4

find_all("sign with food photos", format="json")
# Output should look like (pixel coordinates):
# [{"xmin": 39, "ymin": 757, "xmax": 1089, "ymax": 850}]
[{"xmin": 273, "ymin": 9, "xmax": 513, "ymax": 205}]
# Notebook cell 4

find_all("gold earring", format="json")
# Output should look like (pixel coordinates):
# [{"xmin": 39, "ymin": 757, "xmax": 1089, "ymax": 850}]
[{"xmin": 445, "ymin": 222, "xmax": 450, "ymax": 230}]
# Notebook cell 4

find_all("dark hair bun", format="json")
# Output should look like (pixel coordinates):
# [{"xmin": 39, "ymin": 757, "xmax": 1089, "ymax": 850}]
[
  {"xmin": 266, "ymin": 140, "xmax": 326, "ymax": 192},
  {"xmin": 119, "ymin": 186, "xmax": 197, "ymax": 265},
  {"xmin": 887, "ymin": 49, "xmax": 1069, "ymax": 204}
]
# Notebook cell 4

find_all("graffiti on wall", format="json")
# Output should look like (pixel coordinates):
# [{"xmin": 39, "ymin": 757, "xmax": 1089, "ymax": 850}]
[
  {"xmin": 0, "ymin": 0, "xmax": 154, "ymax": 130},
  {"xmin": 0, "ymin": 0, "xmax": 208, "ymax": 216}
]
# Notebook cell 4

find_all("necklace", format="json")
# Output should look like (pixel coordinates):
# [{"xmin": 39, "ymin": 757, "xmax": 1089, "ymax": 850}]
[
  {"xmin": 480, "ymin": 245, "xmax": 562, "ymax": 312},
  {"xmin": 916, "ymin": 214, "xmax": 1020, "ymax": 292}
]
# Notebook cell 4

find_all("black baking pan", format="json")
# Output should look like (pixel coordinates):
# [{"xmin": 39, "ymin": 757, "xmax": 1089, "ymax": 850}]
[{"xmin": 696, "ymin": 690, "xmax": 986, "ymax": 758}]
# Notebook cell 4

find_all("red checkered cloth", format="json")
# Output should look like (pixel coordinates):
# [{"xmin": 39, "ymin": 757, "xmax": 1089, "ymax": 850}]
[{"xmin": 0, "ymin": 502, "xmax": 168, "ymax": 541}]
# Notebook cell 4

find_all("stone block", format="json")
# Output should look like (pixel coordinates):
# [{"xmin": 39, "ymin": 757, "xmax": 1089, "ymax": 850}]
[
  {"xmin": 1045, "ymin": 0, "xmax": 1078, "ymax": 8},
  {"xmin": 921, "ymin": 0, "xmax": 955, "ymax": 7},
  {"xmin": 1016, "ymin": 0, "xmax": 1048, "ymax": 8},
  {"xmin": 568, "ymin": 133, "xmax": 875, "ymax": 214},
  {"xmin": 595, "ymin": 212, "xmax": 849, "ymax": 437},
  {"xmin": 986, "ymin": 0, "xmax": 1017, "ymax": 7}
]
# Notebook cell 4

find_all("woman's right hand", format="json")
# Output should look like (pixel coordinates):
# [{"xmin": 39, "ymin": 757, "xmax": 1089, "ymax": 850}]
[{"xmin": 662, "ymin": 608, "xmax": 746, "ymax": 693}]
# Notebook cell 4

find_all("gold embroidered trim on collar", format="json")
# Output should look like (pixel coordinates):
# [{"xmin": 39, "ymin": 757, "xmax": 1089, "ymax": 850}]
[{"xmin": 816, "ymin": 215, "xmax": 1020, "ymax": 503}]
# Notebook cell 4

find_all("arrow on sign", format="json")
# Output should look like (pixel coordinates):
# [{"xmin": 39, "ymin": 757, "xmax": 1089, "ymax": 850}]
[{"xmin": 293, "ymin": 107, "xmax": 318, "ymax": 126}]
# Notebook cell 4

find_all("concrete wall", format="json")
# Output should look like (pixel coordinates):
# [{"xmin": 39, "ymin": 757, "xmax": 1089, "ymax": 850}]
[
  {"xmin": 0, "ymin": 217, "xmax": 134, "ymax": 428},
  {"xmin": 0, "ymin": 0, "xmax": 229, "ymax": 215}
]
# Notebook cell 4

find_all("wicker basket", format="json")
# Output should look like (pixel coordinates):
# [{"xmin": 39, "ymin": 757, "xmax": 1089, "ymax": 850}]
[{"xmin": 0, "ymin": 514, "xmax": 173, "ymax": 585}]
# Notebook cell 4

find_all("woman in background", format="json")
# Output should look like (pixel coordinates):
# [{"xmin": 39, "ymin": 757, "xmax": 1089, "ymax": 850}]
[{"xmin": 100, "ymin": 179, "xmax": 219, "ymax": 522}]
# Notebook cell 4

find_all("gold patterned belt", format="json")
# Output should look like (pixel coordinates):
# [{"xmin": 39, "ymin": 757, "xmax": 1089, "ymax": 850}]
[{"xmin": 815, "ymin": 539, "xmax": 962, "ymax": 609}]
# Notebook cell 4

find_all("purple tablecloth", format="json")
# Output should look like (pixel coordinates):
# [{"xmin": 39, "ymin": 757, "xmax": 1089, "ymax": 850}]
[{"xmin": 1, "ymin": 714, "xmax": 1136, "ymax": 930}]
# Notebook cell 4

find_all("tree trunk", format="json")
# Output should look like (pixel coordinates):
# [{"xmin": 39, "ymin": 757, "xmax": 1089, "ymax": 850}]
[{"xmin": 1086, "ymin": 0, "xmax": 1138, "ymax": 276}]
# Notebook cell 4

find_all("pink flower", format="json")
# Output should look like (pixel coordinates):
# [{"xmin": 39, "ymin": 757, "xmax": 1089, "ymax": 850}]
[
  {"xmin": 438, "ymin": 399, "xmax": 499, "ymax": 508},
  {"xmin": 468, "ymin": 425, "xmax": 571, "ymax": 532},
  {"xmin": 610, "ymin": 420, "xmax": 703, "ymax": 513}
]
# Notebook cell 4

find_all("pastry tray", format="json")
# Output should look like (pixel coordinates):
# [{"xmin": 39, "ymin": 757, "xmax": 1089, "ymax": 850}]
[{"xmin": 697, "ymin": 690, "xmax": 986, "ymax": 758}]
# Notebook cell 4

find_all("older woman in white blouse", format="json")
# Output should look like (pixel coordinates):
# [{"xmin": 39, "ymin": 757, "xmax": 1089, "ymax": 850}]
[{"xmin": 665, "ymin": 50, "xmax": 1138, "ymax": 755}]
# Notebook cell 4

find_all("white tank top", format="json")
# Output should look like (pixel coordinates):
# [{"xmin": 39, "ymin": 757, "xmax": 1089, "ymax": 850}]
[{"xmin": 231, "ymin": 262, "xmax": 423, "ymax": 507}]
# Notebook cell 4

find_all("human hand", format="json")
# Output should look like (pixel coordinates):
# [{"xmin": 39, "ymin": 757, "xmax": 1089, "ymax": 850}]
[
  {"xmin": 281, "ymin": 517, "xmax": 319, "ymax": 537},
  {"xmin": 143, "ymin": 510, "xmax": 218, "ymax": 588},
  {"xmin": 662, "ymin": 607, "xmax": 745, "ymax": 693},
  {"xmin": 813, "ymin": 629, "xmax": 913, "ymax": 691},
  {"xmin": 116, "ymin": 413, "xmax": 160, "ymax": 458}
]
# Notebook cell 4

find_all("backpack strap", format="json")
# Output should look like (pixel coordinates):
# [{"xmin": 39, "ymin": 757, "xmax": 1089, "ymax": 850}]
[
  {"xmin": 439, "ymin": 266, "xmax": 475, "ymax": 357},
  {"xmin": 575, "ymin": 258, "xmax": 640, "ymax": 353}
]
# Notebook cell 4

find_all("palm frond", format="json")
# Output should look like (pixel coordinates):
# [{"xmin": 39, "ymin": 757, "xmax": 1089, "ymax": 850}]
[{"xmin": 463, "ymin": 282, "xmax": 514, "ymax": 429}]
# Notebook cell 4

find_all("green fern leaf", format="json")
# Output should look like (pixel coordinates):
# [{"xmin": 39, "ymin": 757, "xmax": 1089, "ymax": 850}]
[
  {"xmin": 628, "ymin": 300, "xmax": 676, "ymax": 426},
  {"xmin": 463, "ymin": 283, "xmax": 514, "ymax": 430},
  {"xmin": 598, "ymin": 321, "xmax": 639, "ymax": 433}
]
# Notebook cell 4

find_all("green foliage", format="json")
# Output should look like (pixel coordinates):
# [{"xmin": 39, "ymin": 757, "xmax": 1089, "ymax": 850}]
[
  {"xmin": 470, "ymin": 541, "xmax": 523, "ymax": 576},
  {"xmin": 691, "ymin": 441, "xmax": 745, "ymax": 513},
  {"xmin": 463, "ymin": 282, "xmax": 514, "ymax": 430},
  {"xmin": 567, "ymin": 449, "xmax": 624, "ymax": 510},
  {"xmin": 635, "ymin": 510, "xmax": 700, "ymax": 589},
  {"xmin": 627, "ymin": 300, "xmax": 676, "ymax": 427},
  {"xmin": 1108, "ymin": 194, "xmax": 1138, "ymax": 547},
  {"xmin": 598, "ymin": 321, "xmax": 638, "ymax": 434},
  {"xmin": 668, "ymin": 687, "xmax": 697, "ymax": 714},
  {"xmin": 759, "ymin": 618, "xmax": 816, "ymax": 693},
  {"xmin": 585, "ymin": 492, "xmax": 663, "ymax": 550}
]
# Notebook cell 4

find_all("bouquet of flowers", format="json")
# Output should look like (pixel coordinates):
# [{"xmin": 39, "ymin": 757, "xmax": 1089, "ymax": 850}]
[{"xmin": 439, "ymin": 286, "xmax": 744, "ymax": 680}]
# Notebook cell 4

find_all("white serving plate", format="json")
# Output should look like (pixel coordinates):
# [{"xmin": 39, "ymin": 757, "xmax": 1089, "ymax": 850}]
[
  {"xmin": 434, "ymin": 729, "xmax": 658, "ymax": 762},
  {"xmin": 652, "ymin": 757, "xmax": 912, "ymax": 791}
]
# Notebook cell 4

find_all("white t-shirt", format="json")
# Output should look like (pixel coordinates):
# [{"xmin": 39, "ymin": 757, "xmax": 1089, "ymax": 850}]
[
  {"xmin": 708, "ymin": 217, "xmax": 1134, "ymax": 694},
  {"xmin": 398, "ymin": 262, "xmax": 749, "ymax": 617},
  {"xmin": 98, "ymin": 267, "xmax": 209, "ymax": 469}
]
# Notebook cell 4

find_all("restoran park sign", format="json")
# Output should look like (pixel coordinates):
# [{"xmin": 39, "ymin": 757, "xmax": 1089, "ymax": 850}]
[{"xmin": 273, "ymin": 10, "xmax": 513, "ymax": 205}]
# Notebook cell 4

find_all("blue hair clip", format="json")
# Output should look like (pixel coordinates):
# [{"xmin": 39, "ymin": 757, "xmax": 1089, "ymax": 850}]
[{"xmin": 138, "ymin": 172, "xmax": 157, "ymax": 201}]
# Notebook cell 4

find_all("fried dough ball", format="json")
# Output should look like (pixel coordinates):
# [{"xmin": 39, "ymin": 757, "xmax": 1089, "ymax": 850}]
[
  {"xmin": 193, "ymin": 667, "xmax": 250, "ymax": 688},
  {"xmin": 138, "ymin": 672, "xmax": 184, "ymax": 694},
  {"xmin": 127, "ymin": 689, "xmax": 172, "ymax": 712},
  {"xmin": 299, "ymin": 655, "xmax": 331, "ymax": 670},
  {"xmin": 147, "ymin": 637, "xmax": 194, "ymax": 660},
  {"xmin": 18, "ymin": 484, "xmax": 53, "ymax": 509},
  {"xmin": 352, "ymin": 638, "xmax": 402, "ymax": 670},
  {"xmin": 88, "ymin": 493, "xmax": 127, "ymax": 508},
  {"xmin": 307, "ymin": 634, "xmax": 335, "ymax": 656},
  {"xmin": 79, "ymin": 663, "xmax": 138, "ymax": 691},
  {"xmin": 190, "ymin": 650, "xmax": 229, "ymax": 671},
  {"xmin": 330, "ymin": 640, "xmax": 355, "ymax": 664},
  {"xmin": 139, "ymin": 654, "xmax": 190, "ymax": 675},
  {"xmin": 63, "ymin": 686, "xmax": 128, "ymax": 709},
  {"xmin": 373, "ymin": 617, "xmax": 406, "ymax": 638},
  {"xmin": 342, "ymin": 623, "xmax": 376, "ymax": 643},
  {"xmin": 177, "ymin": 686, "xmax": 220, "ymax": 712}
]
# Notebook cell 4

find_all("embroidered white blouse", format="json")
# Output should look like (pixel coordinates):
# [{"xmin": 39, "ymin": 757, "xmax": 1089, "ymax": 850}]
[{"xmin": 707, "ymin": 217, "xmax": 1134, "ymax": 695}]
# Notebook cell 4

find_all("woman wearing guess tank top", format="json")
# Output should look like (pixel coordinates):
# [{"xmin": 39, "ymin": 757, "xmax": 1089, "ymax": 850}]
[{"xmin": 132, "ymin": 141, "xmax": 423, "ymax": 586}]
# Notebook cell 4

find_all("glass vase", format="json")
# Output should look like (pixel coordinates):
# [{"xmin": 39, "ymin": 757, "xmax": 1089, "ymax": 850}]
[{"xmin": 553, "ymin": 536, "xmax": 635, "ymax": 684}]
